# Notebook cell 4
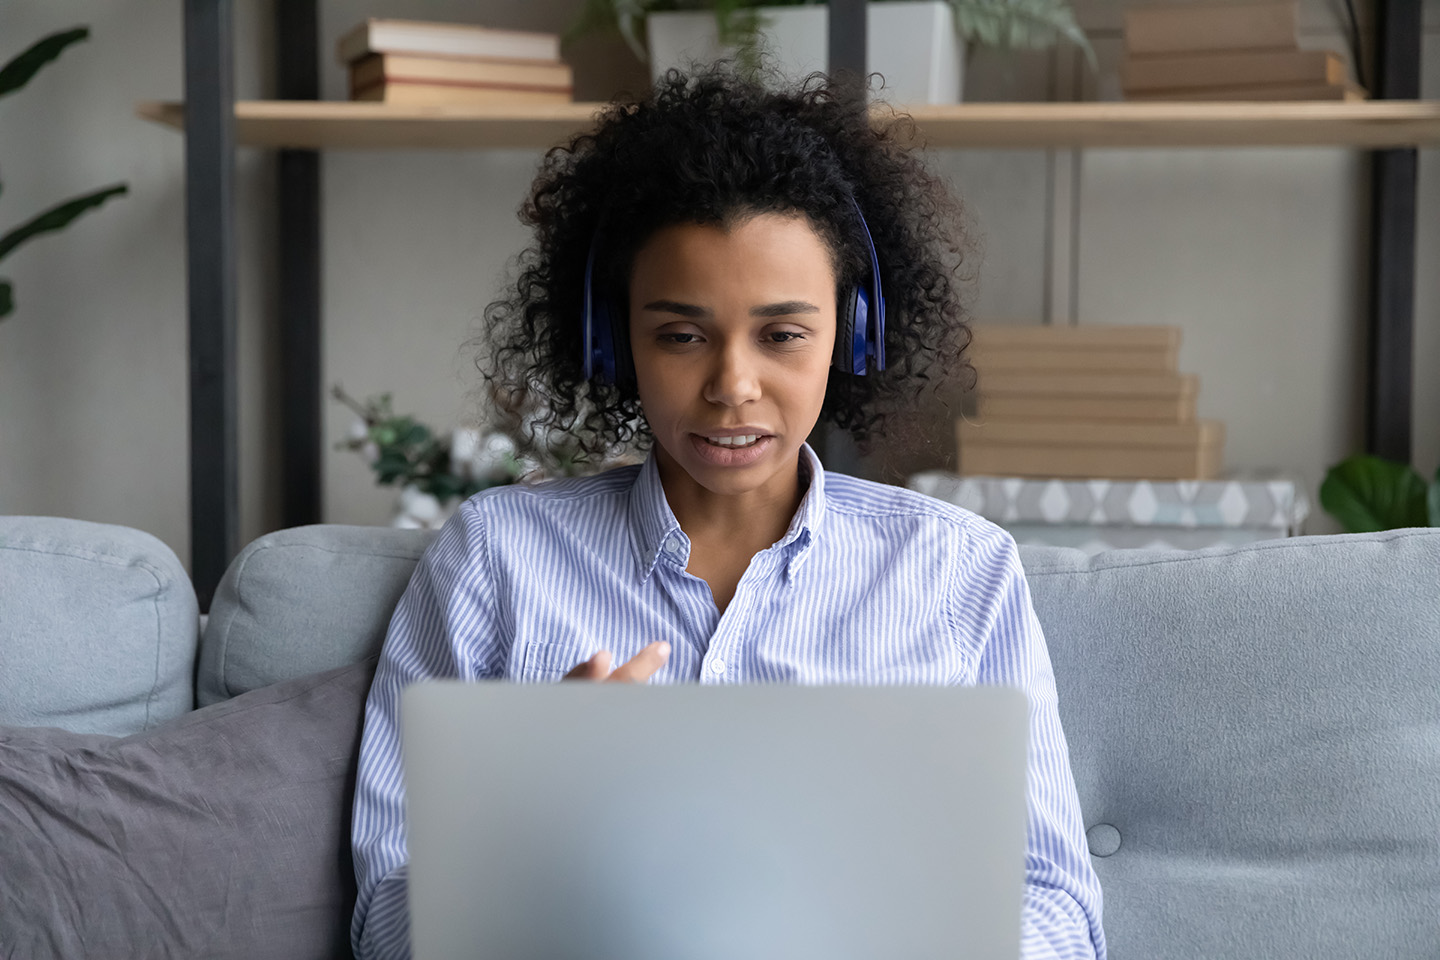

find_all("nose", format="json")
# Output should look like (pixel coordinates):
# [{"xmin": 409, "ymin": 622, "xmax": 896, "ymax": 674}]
[{"xmin": 701, "ymin": 338, "xmax": 762, "ymax": 408}]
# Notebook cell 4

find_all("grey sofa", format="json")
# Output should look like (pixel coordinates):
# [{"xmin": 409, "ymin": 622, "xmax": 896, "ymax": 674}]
[{"xmin": 2, "ymin": 514, "xmax": 1437, "ymax": 959}]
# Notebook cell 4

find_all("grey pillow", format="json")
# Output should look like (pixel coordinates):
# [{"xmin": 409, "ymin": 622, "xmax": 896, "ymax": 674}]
[
  {"xmin": 0, "ymin": 515, "xmax": 198, "ymax": 735},
  {"xmin": 0, "ymin": 657, "xmax": 376, "ymax": 960},
  {"xmin": 199, "ymin": 524, "xmax": 433, "ymax": 706}
]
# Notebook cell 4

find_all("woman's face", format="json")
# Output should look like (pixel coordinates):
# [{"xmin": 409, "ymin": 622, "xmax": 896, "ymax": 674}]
[{"xmin": 628, "ymin": 212, "xmax": 838, "ymax": 501}]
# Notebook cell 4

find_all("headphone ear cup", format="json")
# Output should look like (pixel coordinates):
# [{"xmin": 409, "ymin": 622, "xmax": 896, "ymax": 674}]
[{"xmin": 834, "ymin": 286, "xmax": 859, "ymax": 374}]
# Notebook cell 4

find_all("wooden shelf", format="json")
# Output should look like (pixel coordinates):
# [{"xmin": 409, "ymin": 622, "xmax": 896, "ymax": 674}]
[{"xmin": 138, "ymin": 99, "xmax": 1440, "ymax": 150}]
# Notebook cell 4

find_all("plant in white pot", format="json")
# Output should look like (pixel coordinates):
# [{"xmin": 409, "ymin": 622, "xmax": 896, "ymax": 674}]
[{"xmin": 566, "ymin": 0, "xmax": 1094, "ymax": 103}]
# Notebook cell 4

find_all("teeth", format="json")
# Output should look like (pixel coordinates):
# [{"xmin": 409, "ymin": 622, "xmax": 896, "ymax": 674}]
[{"xmin": 707, "ymin": 435, "xmax": 759, "ymax": 447}]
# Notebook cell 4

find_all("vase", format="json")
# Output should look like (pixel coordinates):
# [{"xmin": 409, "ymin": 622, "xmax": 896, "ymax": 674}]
[{"xmin": 646, "ymin": 1, "xmax": 965, "ymax": 104}]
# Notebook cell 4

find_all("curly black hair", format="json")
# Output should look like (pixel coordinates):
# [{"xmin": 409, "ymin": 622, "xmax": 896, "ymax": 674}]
[{"xmin": 480, "ymin": 66, "xmax": 974, "ymax": 460}]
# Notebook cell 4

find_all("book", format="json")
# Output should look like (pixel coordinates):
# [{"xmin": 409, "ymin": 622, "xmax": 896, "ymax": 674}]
[
  {"xmin": 978, "ymin": 372, "xmax": 1197, "ymax": 399},
  {"xmin": 1124, "ymin": 2, "xmax": 1298, "ymax": 56},
  {"xmin": 977, "ymin": 372, "xmax": 1198, "ymax": 422},
  {"xmin": 350, "ymin": 54, "xmax": 573, "ymax": 97},
  {"xmin": 1125, "ymin": 82, "xmax": 1366, "ymax": 102},
  {"xmin": 337, "ymin": 18, "xmax": 561, "ymax": 66},
  {"xmin": 969, "ymin": 324, "xmax": 1181, "ymax": 350},
  {"xmin": 968, "ymin": 324, "xmax": 1181, "ymax": 374},
  {"xmin": 977, "ymin": 394, "xmax": 1196, "ymax": 423},
  {"xmin": 1123, "ymin": 49, "xmax": 1347, "ymax": 92},
  {"xmin": 956, "ymin": 420, "xmax": 1224, "ymax": 480},
  {"xmin": 352, "ymin": 81, "xmax": 573, "ymax": 106},
  {"xmin": 959, "ymin": 419, "xmax": 1220, "ymax": 448},
  {"xmin": 969, "ymin": 346, "xmax": 1178, "ymax": 373},
  {"xmin": 956, "ymin": 443, "xmax": 1222, "ymax": 480}
]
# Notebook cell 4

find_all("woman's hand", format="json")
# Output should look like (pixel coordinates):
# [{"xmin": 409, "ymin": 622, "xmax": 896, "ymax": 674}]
[{"xmin": 563, "ymin": 641, "xmax": 671, "ymax": 683}]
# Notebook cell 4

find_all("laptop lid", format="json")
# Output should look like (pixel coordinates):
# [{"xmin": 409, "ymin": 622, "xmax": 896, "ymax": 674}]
[{"xmin": 402, "ymin": 682, "xmax": 1029, "ymax": 960}]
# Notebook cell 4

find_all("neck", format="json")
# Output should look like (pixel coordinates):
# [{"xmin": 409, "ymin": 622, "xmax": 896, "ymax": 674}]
[{"xmin": 654, "ymin": 447, "xmax": 807, "ymax": 550}]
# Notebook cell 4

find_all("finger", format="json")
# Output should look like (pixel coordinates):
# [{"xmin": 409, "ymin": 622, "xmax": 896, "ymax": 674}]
[
  {"xmin": 563, "ymin": 649, "xmax": 613, "ymax": 681},
  {"xmin": 605, "ymin": 641, "xmax": 671, "ymax": 684}
]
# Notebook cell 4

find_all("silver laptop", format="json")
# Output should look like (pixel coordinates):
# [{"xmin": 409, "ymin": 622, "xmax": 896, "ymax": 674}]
[{"xmin": 402, "ymin": 682, "xmax": 1029, "ymax": 960}]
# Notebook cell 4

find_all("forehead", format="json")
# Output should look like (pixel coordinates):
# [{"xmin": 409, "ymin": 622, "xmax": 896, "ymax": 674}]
[{"xmin": 629, "ymin": 213, "xmax": 839, "ymax": 288}]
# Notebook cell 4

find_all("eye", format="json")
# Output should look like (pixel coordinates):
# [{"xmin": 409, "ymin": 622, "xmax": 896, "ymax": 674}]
[
  {"xmin": 659, "ymin": 332, "xmax": 701, "ymax": 345},
  {"xmin": 767, "ymin": 331, "xmax": 807, "ymax": 344}
]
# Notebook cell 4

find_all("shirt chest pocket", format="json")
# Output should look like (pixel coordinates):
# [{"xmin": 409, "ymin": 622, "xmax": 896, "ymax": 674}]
[{"xmin": 514, "ymin": 639, "xmax": 594, "ymax": 683}]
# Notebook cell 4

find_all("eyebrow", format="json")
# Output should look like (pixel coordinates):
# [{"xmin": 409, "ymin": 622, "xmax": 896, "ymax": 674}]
[{"xmin": 641, "ymin": 299, "xmax": 821, "ymax": 319}]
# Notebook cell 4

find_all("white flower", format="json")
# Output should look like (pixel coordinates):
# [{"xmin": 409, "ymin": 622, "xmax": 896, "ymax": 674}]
[
  {"xmin": 392, "ymin": 483, "xmax": 463, "ymax": 530},
  {"xmin": 450, "ymin": 428, "xmax": 482, "ymax": 470},
  {"xmin": 348, "ymin": 418, "xmax": 370, "ymax": 442},
  {"xmin": 360, "ymin": 441, "xmax": 380, "ymax": 465},
  {"xmin": 398, "ymin": 484, "xmax": 443, "ymax": 524},
  {"xmin": 455, "ymin": 429, "xmax": 518, "ymax": 483}
]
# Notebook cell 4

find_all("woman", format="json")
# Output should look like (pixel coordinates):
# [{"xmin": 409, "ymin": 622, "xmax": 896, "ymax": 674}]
[{"xmin": 351, "ymin": 68, "xmax": 1105, "ymax": 960}]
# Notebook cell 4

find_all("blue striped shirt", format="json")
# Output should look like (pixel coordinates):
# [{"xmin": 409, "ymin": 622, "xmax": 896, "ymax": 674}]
[{"xmin": 351, "ymin": 445, "xmax": 1106, "ymax": 959}]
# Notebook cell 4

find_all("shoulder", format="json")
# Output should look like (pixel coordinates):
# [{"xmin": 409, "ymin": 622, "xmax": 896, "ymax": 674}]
[
  {"xmin": 825, "ymin": 472, "xmax": 1013, "ymax": 545},
  {"xmin": 422, "ymin": 465, "xmax": 641, "ymax": 569},
  {"xmin": 822, "ymin": 471, "xmax": 1023, "ymax": 591},
  {"xmin": 461, "ymin": 464, "xmax": 640, "ymax": 521}
]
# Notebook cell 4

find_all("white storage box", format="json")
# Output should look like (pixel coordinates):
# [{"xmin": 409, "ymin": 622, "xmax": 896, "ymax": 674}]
[{"xmin": 909, "ymin": 471, "xmax": 1311, "ymax": 553}]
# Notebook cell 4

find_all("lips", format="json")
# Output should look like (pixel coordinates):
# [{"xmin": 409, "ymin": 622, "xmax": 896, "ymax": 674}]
[{"xmin": 688, "ymin": 432, "xmax": 774, "ymax": 467}]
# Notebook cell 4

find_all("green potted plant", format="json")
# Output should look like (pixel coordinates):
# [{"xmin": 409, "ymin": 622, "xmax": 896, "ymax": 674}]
[
  {"xmin": 1320, "ymin": 453, "xmax": 1440, "ymax": 533},
  {"xmin": 1, "ymin": 27, "xmax": 127, "ymax": 321},
  {"xmin": 566, "ymin": 0, "xmax": 1094, "ymax": 103}
]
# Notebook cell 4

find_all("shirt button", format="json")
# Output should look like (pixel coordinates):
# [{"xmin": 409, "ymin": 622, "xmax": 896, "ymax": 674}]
[
  {"xmin": 665, "ymin": 539, "xmax": 683, "ymax": 556},
  {"xmin": 710, "ymin": 658, "xmax": 727, "ymax": 675}
]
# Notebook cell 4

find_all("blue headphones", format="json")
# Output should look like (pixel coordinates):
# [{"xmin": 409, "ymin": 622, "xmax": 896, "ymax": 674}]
[{"xmin": 582, "ymin": 198, "xmax": 887, "ymax": 383}]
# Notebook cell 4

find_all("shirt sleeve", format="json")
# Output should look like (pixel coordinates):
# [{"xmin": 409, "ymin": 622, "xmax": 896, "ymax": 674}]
[
  {"xmin": 351, "ymin": 499, "xmax": 506, "ymax": 960},
  {"xmin": 953, "ymin": 522, "xmax": 1107, "ymax": 960}
]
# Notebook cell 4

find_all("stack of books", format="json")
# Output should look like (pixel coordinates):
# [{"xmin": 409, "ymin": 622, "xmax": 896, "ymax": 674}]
[
  {"xmin": 957, "ymin": 325, "xmax": 1225, "ymax": 480},
  {"xmin": 337, "ymin": 18, "xmax": 573, "ymax": 106},
  {"xmin": 1121, "ymin": 1, "xmax": 1363, "ymax": 102}
]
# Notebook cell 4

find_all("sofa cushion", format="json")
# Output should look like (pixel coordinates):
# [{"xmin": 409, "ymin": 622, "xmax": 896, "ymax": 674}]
[
  {"xmin": 1019, "ymin": 529, "xmax": 1440, "ymax": 960},
  {"xmin": 199, "ymin": 524, "xmax": 433, "ymax": 706},
  {"xmin": 0, "ymin": 656, "xmax": 376, "ymax": 960},
  {"xmin": 0, "ymin": 515, "xmax": 198, "ymax": 734}
]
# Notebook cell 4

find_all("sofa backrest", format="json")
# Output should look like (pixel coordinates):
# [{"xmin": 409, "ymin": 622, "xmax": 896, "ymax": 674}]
[
  {"xmin": 0, "ymin": 516, "xmax": 198, "ymax": 735},
  {"xmin": 1023, "ymin": 528, "xmax": 1440, "ymax": 960},
  {"xmin": 53, "ymin": 517, "xmax": 1439, "ymax": 959}
]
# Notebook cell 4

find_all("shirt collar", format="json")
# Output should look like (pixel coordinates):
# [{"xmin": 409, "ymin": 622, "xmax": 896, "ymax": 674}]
[{"xmin": 627, "ymin": 442, "xmax": 828, "ymax": 582}]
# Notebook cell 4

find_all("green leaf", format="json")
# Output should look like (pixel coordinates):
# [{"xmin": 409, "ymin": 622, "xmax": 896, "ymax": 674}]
[
  {"xmin": 950, "ymin": 0, "xmax": 1096, "ymax": 71},
  {"xmin": 375, "ymin": 452, "xmax": 410, "ymax": 483},
  {"xmin": 1429, "ymin": 464, "xmax": 1440, "ymax": 528},
  {"xmin": 1319, "ymin": 454, "xmax": 1429, "ymax": 533},
  {"xmin": 0, "ymin": 280, "xmax": 12, "ymax": 319},
  {"xmin": 427, "ymin": 474, "xmax": 462, "ymax": 501},
  {"xmin": 0, "ymin": 183, "xmax": 128, "ymax": 263},
  {"xmin": 0, "ymin": 28, "xmax": 90, "ymax": 99}
]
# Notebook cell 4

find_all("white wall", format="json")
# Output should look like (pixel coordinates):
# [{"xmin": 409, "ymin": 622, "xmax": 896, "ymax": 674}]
[
  {"xmin": 1, "ymin": 0, "xmax": 1435, "ymax": 566},
  {"xmin": 0, "ymin": 0, "xmax": 273, "ymax": 564}
]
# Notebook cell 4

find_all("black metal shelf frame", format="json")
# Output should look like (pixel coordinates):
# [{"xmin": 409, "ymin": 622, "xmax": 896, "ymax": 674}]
[{"xmin": 181, "ymin": 0, "xmax": 1423, "ymax": 607}]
